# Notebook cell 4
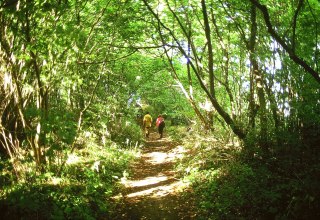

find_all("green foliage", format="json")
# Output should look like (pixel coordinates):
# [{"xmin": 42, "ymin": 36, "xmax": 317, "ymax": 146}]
[
  {"xmin": 177, "ymin": 130, "xmax": 320, "ymax": 220},
  {"xmin": 1, "ymin": 0, "xmax": 320, "ymax": 219},
  {"xmin": 0, "ymin": 140, "xmax": 138, "ymax": 219},
  {"xmin": 1, "ymin": 184, "xmax": 93, "ymax": 219},
  {"xmin": 111, "ymin": 121, "xmax": 143, "ymax": 147},
  {"xmin": 46, "ymin": 109, "xmax": 78, "ymax": 145},
  {"xmin": 0, "ymin": 158, "xmax": 15, "ymax": 187}
]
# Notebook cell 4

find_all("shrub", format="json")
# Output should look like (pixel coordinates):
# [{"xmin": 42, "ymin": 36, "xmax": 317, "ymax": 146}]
[{"xmin": 0, "ymin": 139, "xmax": 139, "ymax": 219}]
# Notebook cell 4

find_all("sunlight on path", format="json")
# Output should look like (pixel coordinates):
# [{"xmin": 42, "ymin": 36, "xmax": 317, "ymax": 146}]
[
  {"xmin": 125, "ymin": 179, "xmax": 183, "ymax": 198},
  {"xmin": 120, "ymin": 137, "xmax": 188, "ymax": 199},
  {"xmin": 125, "ymin": 175, "xmax": 169, "ymax": 188},
  {"xmin": 113, "ymin": 132, "xmax": 196, "ymax": 219}
]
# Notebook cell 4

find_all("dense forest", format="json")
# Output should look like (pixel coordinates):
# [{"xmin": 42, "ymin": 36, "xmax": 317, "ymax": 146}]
[{"xmin": 0, "ymin": 0, "xmax": 319, "ymax": 219}]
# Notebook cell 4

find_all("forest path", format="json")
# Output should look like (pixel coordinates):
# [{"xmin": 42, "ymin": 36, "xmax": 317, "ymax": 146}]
[{"xmin": 112, "ymin": 131, "xmax": 196, "ymax": 220}]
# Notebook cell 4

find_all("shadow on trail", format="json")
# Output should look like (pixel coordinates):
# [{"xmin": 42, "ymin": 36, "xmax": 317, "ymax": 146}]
[{"xmin": 111, "ymin": 132, "xmax": 196, "ymax": 220}]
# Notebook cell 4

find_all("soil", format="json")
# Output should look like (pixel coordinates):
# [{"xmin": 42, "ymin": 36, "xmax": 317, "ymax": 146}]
[{"xmin": 111, "ymin": 132, "xmax": 197, "ymax": 220}]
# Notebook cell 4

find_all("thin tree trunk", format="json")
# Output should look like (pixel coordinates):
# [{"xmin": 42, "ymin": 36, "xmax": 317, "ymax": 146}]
[
  {"xmin": 201, "ymin": 0, "xmax": 215, "ymax": 98},
  {"xmin": 25, "ymin": 8, "xmax": 47, "ymax": 169},
  {"xmin": 249, "ymin": 4, "xmax": 268, "ymax": 152},
  {"xmin": 210, "ymin": 10, "xmax": 236, "ymax": 119}
]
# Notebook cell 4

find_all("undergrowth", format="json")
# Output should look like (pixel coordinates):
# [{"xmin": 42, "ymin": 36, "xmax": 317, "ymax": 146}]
[
  {"xmin": 0, "ymin": 136, "xmax": 140, "ymax": 219},
  {"xmin": 176, "ymin": 128, "xmax": 320, "ymax": 220}
]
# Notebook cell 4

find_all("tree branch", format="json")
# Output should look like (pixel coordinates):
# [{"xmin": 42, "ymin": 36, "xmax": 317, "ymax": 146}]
[
  {"xmin": 249, "ymin": 0, "xmax": 320, "ymax": 84},
  {"xmin": 292, "ymin": 0, "xmax": 304, "ymax": 52}
]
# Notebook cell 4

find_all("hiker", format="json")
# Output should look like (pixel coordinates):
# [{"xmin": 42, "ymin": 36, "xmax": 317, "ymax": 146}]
[
  {"xmin": 143, "ymin": 112, "xmax": 152, "ymax": 138},
  {"xmin": 156, "ymin": 114, "xmax": 165, "ymax": 138}
]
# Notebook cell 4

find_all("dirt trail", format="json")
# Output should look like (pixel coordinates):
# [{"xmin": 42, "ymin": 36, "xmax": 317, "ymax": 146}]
[{"xmin": 112, "ymin": 132, "xmax": 196, "ymax": 220}]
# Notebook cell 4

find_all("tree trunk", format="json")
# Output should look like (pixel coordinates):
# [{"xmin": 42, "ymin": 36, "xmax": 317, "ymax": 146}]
[{"xmin": 249, "ymin": 4, "xmax": 268, "ymax": 152}]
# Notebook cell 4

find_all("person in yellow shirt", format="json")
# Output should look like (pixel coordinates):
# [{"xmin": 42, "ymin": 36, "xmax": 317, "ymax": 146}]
[{"xmin": 143, "ymin": 112, "xmax": 152, "ymax": 138}]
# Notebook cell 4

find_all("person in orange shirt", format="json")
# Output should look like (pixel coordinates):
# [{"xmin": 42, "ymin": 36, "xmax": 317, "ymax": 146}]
[
  {"xmin": 156, "ymin": 114, "xmax": 165, "ymax": 139},
  {"xmin": 143, "ymin": 112, "xmax": 152, "ymax": 138}
]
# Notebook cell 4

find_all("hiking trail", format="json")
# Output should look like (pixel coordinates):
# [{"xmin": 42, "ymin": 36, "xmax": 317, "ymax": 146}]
[{"xmin": 111, "ymin": 132, "xmax": 196, "ymax": 220}]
